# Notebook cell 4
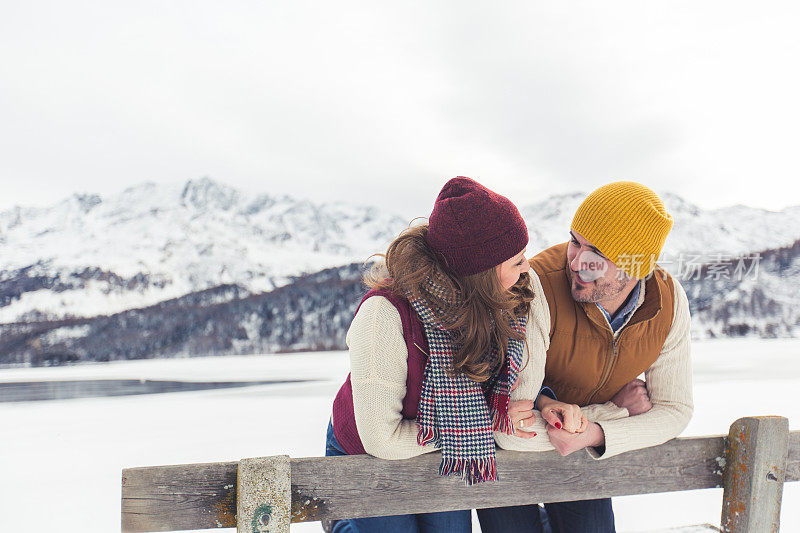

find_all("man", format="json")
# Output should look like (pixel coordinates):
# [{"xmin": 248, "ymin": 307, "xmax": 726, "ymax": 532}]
[{"xmin": 479, "ymin": 181, "xmax": 693, "ymax": 533}]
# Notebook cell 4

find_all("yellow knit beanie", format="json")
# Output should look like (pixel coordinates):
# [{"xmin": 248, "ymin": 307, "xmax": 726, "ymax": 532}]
[{"xmin": 571, "ymin": 181, "xmax": 673, "ymax": 279}]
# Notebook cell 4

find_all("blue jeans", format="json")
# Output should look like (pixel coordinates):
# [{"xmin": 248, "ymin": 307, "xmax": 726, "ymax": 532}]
[
  {"xmin": 477, "ymin": 499, "xmax": 616, "ymax": 533},
  {"xmin": 325, "ymin": 419, "xmax": 471, "ymax": 533}
]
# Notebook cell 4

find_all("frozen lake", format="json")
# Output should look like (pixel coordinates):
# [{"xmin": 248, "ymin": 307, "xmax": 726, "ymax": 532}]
[
  {"xmin": 0, "ymin": 379, "xmax": 316, "ymax": 402},
  {"xmin": 0, "ymin": 338, "xmax": 798, "ymax": 532}
]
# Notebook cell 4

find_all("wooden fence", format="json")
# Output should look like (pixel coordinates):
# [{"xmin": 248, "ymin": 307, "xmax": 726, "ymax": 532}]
[{"xmin": 122, "ymin": 416, "xmax": 799, "ymax": 532}]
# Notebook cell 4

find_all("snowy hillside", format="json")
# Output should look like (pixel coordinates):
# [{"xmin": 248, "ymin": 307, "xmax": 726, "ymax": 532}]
[
  {"xmin": 0, "ymin": 264, "xmax": 366, "ymax": 366},
  {"xmin": 2, "ymin": 177, "xmax": 800, "ymax": 324},
  {"xmin": 683, "ymin": 239, "xmax": 800, "ymax": 339},
  {"xmin": 0, "ymin": 178, "xmax": 405, "ymax": 322}
]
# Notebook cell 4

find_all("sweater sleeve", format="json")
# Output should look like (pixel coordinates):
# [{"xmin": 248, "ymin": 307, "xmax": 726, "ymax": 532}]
[
  {"xmin": 494, "ymin": 270, "xmax": 628, "ymax": 452},
  {"xmin": 347, "ymin": 296, "xmax": 439, "ymax": 460},
  {"xmin": 587, "ymin": 278, "xmax": 694, "ymax": 460}
]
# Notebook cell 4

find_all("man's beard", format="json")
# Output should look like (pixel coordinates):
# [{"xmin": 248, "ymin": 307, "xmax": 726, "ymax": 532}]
[{"xmin": 567, "ymin": 267, "xmax": 629, "ymax": 303}]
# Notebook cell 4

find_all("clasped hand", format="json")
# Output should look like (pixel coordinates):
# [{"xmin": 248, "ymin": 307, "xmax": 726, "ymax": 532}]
[
  {"xmin": 508, "ymin": 376, "xmax": 653, "ymax": 456},
  {"xmin": 508, "ymin": 395, "xmax": 588, "ymax": 444}
]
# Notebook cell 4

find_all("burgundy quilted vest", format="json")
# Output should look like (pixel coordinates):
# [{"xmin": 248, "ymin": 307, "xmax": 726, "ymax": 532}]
[{"xmin": 330, "ymin": 288, "xmax": 429, "ymax": 455}]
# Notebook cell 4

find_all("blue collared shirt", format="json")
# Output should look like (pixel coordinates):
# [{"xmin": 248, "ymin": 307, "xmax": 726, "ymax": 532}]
[{"xmin": 597, "ymin": 281, "xmax": 642, "ymax": 334}]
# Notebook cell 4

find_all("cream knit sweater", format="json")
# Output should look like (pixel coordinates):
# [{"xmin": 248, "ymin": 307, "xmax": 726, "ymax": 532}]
[{"xmin": 343, "ymin": 268, "xmax": 693, "ymax": 460}]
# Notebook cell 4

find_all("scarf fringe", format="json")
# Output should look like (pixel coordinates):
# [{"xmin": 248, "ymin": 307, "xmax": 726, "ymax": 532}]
[
  {"xmin": 439, "ymin": 457, "xmax": 498, "ymax": 486},
  {"xmin": 491, "ymin": 408, "xmax": 515, "ymax": 435},
  {"xmin": 417, "ymin": 424, "xmax": 440, "ymax": 447}
]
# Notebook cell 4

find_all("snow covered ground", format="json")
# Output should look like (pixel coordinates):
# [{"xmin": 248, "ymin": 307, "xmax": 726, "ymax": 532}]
[{"xmin": 0, "ymin": 338, "xmax": 798, "ymax": 532}]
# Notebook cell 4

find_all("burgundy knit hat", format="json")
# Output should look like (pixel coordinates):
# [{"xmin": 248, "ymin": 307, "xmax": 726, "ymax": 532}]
[{"xmin": 425, "ymin": 177, "xmax": 528, "ymax": 276}]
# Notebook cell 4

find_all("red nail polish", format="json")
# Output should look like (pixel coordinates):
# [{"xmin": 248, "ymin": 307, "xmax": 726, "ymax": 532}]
[
  {"xmin": 555, "ymin": 422, "xmax": 562, "ymax": 429},
  {"xmin": 533, "ymin": 432, "xmax": 537, "ymax": 436}
]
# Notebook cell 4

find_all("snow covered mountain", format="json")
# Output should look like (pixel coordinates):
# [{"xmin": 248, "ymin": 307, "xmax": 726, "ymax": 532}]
[
  {"xmin": 0, "ymin": 178, "xmax": 406, "ymax": 322},
  {"xmin": 0, "ymin": 264, "xmax": 366, "ymax": 366},
  {"xmin": 3, "ymin": 177, "xmax": 800, "ymax": 324},
  {"xmin": 682, "ymin": 239, "xmax": 800, "ymax": 339}
]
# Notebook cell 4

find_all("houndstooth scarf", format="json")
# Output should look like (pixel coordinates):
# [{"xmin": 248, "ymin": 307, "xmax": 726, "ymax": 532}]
[{"xmin": 410, "ymin": 279, "xmax": 527, "ymax": 485}]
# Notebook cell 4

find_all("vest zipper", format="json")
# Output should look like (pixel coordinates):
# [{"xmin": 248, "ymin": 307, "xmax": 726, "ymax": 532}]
[
  {"xmin": 585, "ymin": 335, "xmax": 618, "ymax": 405},
  {"xmin": 584, "ymin": 281, "xmax": 644, "ymax": 405}
]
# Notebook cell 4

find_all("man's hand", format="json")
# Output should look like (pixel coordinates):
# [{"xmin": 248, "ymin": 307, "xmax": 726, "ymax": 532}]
[
  {"xmin": 546, "ymin": 421, "xmax": 605, "ymax": 456},
  {"xmin": 611, "ymin": 378, "xmax": 652, "ymax": 415}
]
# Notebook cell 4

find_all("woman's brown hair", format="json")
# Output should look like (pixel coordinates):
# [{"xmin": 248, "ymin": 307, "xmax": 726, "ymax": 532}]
[{"xmin": 365, "ymin": 222, "xmax": 534, "ymax": 382}]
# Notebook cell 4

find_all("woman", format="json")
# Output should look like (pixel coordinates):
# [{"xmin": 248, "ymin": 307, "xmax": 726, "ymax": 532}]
[{"xmin": 326, "ymin": 177, "xmax": 586, "ymax": 533}]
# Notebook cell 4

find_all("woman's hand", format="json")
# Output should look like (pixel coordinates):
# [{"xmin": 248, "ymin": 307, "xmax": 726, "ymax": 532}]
[
  {"xmin": 508, "ymin": 400, "xmax": 537, "ymax": 438},
  {"xmin": 536, "ymin": 396, "xmax": 588, "ymax": 434}
]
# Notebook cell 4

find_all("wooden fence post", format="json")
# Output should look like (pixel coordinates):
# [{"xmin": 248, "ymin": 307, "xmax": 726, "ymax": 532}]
[
  {"xmin": 237, "ymin": 455, "xmax": 291, "ymax": 533},
  {"xmin": 721, "ymin": 416, "xmax": 789, "ymax": 532}
]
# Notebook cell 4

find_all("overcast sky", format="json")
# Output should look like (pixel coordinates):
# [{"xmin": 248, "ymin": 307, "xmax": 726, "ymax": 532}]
[{"xmin": 2, "ymin": 1, "xmax": 799, "ymax": 218}]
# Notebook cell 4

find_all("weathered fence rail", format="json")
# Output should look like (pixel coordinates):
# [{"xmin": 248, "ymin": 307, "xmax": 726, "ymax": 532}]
[{"xmin": 122, "ymin": 416, "xmax": 799, "ymax": 532}]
